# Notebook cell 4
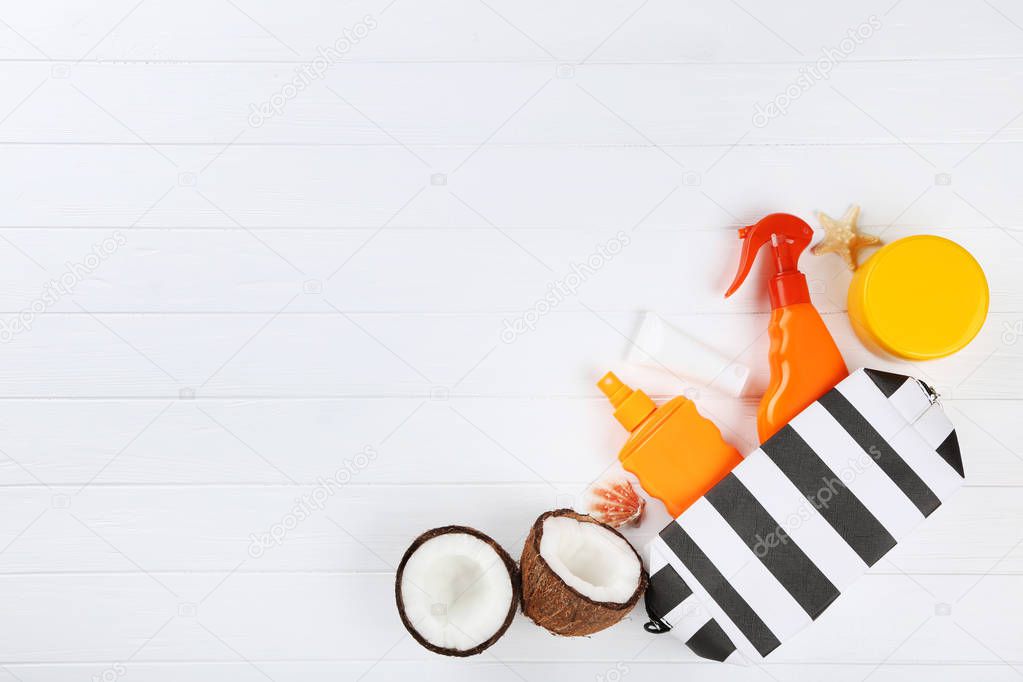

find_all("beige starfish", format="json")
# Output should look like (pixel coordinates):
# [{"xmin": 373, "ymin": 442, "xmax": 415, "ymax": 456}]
[{"xmin": 812, "ymin": 205, "xmax": 882, "ymax": 271}]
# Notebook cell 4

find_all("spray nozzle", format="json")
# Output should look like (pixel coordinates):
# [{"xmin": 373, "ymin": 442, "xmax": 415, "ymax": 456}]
[{"xmin": 724, "ymin": 213, "xmax": 814, "ymax": 308}]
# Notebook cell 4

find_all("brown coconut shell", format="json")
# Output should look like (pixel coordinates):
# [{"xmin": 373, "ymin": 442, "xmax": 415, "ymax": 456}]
[
  {"xmin": 395, "ymin": 525, "xmax": 520, "ymax": 657},
  {"xmin": 519, "ymin": 509, "xmax": 647, "ymax": 636}
]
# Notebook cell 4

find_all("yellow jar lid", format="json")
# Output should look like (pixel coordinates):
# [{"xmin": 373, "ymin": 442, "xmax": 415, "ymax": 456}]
[{"xmin": 850, "ymin": 235, "xmax": 988, "ymax": 360}]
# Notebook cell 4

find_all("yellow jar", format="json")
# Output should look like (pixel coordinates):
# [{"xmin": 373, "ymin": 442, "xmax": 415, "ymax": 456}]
[{"xmin": 848, "ymin": 235, "xmax": 988, "ymax": 360}]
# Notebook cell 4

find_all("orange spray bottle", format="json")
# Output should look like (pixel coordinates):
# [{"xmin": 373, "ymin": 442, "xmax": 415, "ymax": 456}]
[
  {"xmin": 725, "ymin": 213, "xmax": 849, "ymax": 442},
  {"xmin": 598, "ymin": 372, "xmax": 742, "ymax": 517}
]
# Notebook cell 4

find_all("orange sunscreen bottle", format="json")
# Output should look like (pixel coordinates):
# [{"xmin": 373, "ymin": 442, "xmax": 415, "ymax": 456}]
[
  {"xmin": 598, "ymin": 372, "xmax": 742, "ymax": 517},
  {"xmin": 725, "ymin": 213, "xmax": 849, "ymax": 443}
]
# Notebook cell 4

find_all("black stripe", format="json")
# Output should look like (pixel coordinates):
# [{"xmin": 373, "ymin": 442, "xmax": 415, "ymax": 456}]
[
  {"xmin": 659, "ymin": 523, "xmax": 781, "ymax": 657},
  {"xmin": 863, "ymin": 368, "xmax": 909, "ymax": 398},
  {"xmin": 937, "ymin": 431, "xmax": 965, "ymax": 477},
  {"xmin": 819, "ymin": 390, "xmax": 942, "ymax": 517},
  {"xmin": 761, "ymin": 425, "xmax": 896, "ymax": 566},
  {"xmin": 645, "ymin": 564, "xmax": 692, "ymax": 620},
  {"xmin": 705, "ymin": 473, "xmax": 840, "ymax": 619},
  {"xmin": 686, "ymin": 619, "xmax": 737, "ymax": 662}
]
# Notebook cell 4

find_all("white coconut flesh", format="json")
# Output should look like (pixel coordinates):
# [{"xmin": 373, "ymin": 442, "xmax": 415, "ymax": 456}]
[
  {"xmin": 538, "ymin": 515, "xmax": 641, "ymax": 603},
  {"xmin": 399, "ymin": 532, "xmax": 514, "ymax": 652}
]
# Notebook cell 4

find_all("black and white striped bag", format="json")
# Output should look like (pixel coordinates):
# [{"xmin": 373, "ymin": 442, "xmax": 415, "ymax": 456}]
[{"xmin": 643, "ymin": 368, "xmax": 964, "ymax": 663}]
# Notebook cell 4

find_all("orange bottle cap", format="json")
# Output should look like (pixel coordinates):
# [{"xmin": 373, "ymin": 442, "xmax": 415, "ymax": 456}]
[{"xmin": 598, "ymin": 372, "xmax": 656, "ymax": 432}]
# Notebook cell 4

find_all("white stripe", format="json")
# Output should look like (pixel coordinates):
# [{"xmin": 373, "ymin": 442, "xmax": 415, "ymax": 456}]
[
  {"xmin": 889, "ymin": 417, "xmax": 963, "ymax": 501},
  {"xmin": 663, "ymin": 594, "xmax": 715, "ymax": 642},
  {"xmin": 838, "ymin": 370, "xmax": 915, "ymax": 441},
  {"xmin": 790, "ymin": 402, "xmax": 924, "ymax": 540},
  {"xmin": 733, "ymin": 451, "xmax": 866, "ymax": 589},
  {"xmin": 840, "ymin": 374, "xmax": 964, "ymax": 498},
  {"xmin": 723, "ymin": 650, "xmax": 752, "ymax": 666},
  {"xmin": 647, "ymin": 542, "xmax": 712, "ymax": 642},
  {"xmin": 679, "ymin": 499, "xmax": 811, "ymax": 642},
  {"xmin": 915, "ymin": 403, "xmax": 956, "ymax": 450},
  {"xmin": 890, "ymin": 378, "xmax": 932, "ymax": 423},
  {"xmin": 647, "ymin": 541, "xmax": 668, "ymax": 575},
  {"xmin": 652, "ymin": 533, "xmax": 762, "ymax": 660}
]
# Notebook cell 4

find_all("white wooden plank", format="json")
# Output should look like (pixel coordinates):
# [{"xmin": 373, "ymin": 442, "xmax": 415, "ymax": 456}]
[
  {"xmin": 0, "ymin": 311, "xmax": 1013, "ymax": 398},
  {"xmin": 0, "ymin": 397, "xmax": 1017, "ymax": 487},
  {"xmin": 3, "ymin": 661, "xmax": 1020, "ymax": 682},
  {"xmin": 0, "ymin": 572, "xmax": 1017, "ymax": 663},
  {"xmin": 0, "ymin": 226, "xmax": 1015, "ymax": 313},
  {"xmin": 0, "ymin": 485, "xmax": 1017, "ymax": 574},
  {"xmin": 2, "ymin": 144, "xmax": 1022, "ymax": 234},
  {"xmin": 2, "ymin": 2, "xmax": 1021, "ymax": 678},
  {"xmin": 4, "ymin": 0, "xmax": 1023, "ymax": 62},
  {"xmin": 5, "ymin": 61, "xmax": 1023, "ymax": 145}
]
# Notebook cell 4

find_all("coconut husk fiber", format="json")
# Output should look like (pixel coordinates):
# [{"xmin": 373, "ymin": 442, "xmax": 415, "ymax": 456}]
[{"xmin": 519, "ymin": 509, "xmax": 647, "ymax": 636}]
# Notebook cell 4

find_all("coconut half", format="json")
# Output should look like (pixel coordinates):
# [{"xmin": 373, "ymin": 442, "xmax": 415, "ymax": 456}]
[
  {"xmin": 395, "ymin": 526, "xmax": 519, "ymax": 657},
  {"xmin": 520, "ymin": 509, "xmax": 647, "ymax": 636}
]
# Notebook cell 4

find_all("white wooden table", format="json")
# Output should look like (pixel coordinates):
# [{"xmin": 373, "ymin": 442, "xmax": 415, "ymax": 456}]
[{"xmin": 1, "ymin": 1, "xmax": 1021, "ymax": 680}]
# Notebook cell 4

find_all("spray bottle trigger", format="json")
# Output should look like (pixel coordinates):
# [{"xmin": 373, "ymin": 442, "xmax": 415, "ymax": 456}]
[{"xmin": 724, "ymin": 213, "xmax": 814, "ymax": 298}]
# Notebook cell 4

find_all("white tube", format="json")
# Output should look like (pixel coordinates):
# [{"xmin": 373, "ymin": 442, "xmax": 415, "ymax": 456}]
[{"xmin": 625, "ymin": 311, "xmax": 750, "ymax": 397}]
